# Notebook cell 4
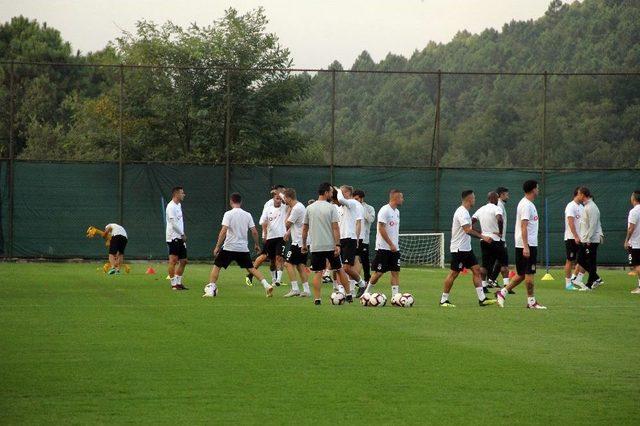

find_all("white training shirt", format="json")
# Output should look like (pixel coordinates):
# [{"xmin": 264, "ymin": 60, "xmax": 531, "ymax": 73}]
[
  {"xmin": 221, "ymin": 208, "xmax": 255, "ymax": 252},
  {"xmin": 375, "ymin": 204, "xmax": 400, "ymax": 251},
  {"xmin": 564, "ymin": 200, "xmax": 584, "ymax": 241},
  {"xmin": 336, "ymin": 188, "xmax": 364, "ymax": 240},
  {"xmin": 450, "ymin": 206, "xmax": 472, "ymax": 252},
  {"xmin": 264, "ymin": 203, "xmax": 288, "ymax": 240},
  {"xmin": 498, "ymin": 199, "xmax": 508, "ymax": 242},
  {"xmin": 106, "ymin": 223, "xmax": 127, "ymax": 238},
  {"xmin": 286, "ymin": 201, "xmax": 306, "ymax": 247},
  {"xmin": 165, "ymin": 200, "xmax": 184, "ymax": 242},
  {"xmin": 515, "ymin": 197, "xmax": 539, "ymax": 248},
  {"xmin": 628, "ymin": 204, "xmax": 640, "ymax": 249},
  {"xmin": 361, "ymin": 202, "xmax": 376, "ymax": 244},
  {"xmin": 472, "ymin": 203, "xmax": 503, "ymax": 242},
  {"xmin": 259, "ymin": 198, "xmax": 274, "ymax": 226}
]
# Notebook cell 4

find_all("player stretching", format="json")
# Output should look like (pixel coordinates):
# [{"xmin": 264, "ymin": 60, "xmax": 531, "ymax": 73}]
[
  {"xmin": 496, "ymin": 180, "xmax": 546, "ymax": 309},
  {"xmin": 364, "ymin": 189, "xmax": 404, "ymax": 299},
  {"xmin": 471, "ymin": 192, "xmax": 504, "ymax": 292},
  {"xmin": 490, "ymin": 186, "xmax": 512, "ymax": 289},
  {"xmin": 353, "ymin": 189, "xmax": 375, "ymax": 286},
  {"xmin": 625, "ymin": 190, "xmax": 640, "ymax": 294},
  {"xmin": 204, "ymin": 193, "xmax": 273, "ymax": 298},
  {"xmin": 166, "ymin": 186, "xmax": 188, "ymax": 290},
  {"xmin": 260, "ymin": 192, "xmax": 288, "ymax": 286},
  {"xmin": 282, "ymin": 188, "xmax": 311, "ymax": 298},
  {"xmin": 336, "ymin": 185, "xmax": 367, "ymax": 297},
  {"xmin": 563, "ymin": 187, "xmax": 587, "ymax": 290},
  {"xmin": 104, "ymin": 223, "xmax": 128, "ymax": 274},
  {"xmin": 439, "ymin": 190, "xmax": 496, "ymax": 307},
  {"xmin": 302, "ymin": 182, "xmax": 352, "ymax": 305}
]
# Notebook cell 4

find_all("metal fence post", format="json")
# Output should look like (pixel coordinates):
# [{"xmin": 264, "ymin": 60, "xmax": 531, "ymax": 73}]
[
  {"xmin": 224, "ymin": 70, "xmax": 232, "ymax": 207},
  {"xmin": 7, "ymin": 60, "xmax": 15, "ymax": 257},
  {"xmin": 541, "ymin": 71, "xmax": 548, "ymax": 269},
  {"xmin": 434, "ymin": 70, "xmax": 442, "ymax": 232},
  {"xmin": 118, "ymin": 64, "xmax": 124, "ymax": 224},
  {"xmin": 330, "ymin": 70, "xmax": 336, "ymax": 184}
]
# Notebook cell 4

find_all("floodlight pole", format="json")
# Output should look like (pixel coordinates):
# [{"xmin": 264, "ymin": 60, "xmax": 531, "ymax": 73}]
[
  {"xmin": 224, "ymin": 70, "xmax": 232, "ymax": 207},
  {"xmin": 118, "ymin": 64, "xmax": 124, "ymax": 225},
  {"xmin": 434, "ymin": 70, "xmax": 442, "ymax": 232},
  {"xmin": 330, "ymin": 69, "xmax": 336, "ymax": 184},
  {"xmin": 7, "ymin": 61, "xmax": 15, "ymax": 258}
]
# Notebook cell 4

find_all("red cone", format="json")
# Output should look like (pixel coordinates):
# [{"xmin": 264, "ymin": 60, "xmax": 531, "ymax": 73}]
[
  {"xmin": 461, "ymin": 268, "xmax": 468, "ymax": 275},
  {"xmin": 145, "ymin": 267, "xmax": 156, "ymax": 275},
  {"xmin": 508, "ymin": 270, "xmax": 516, "ymax": 278}
]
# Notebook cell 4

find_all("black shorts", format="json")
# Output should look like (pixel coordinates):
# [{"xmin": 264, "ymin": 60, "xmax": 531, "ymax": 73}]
[
  {"xmin": 214, "ymin": 250, "xmax": 254, "ymax": 269},
  {"xmin": 264, "ymin": 237, "xmax": 285, "ymax": 261},
  {"xmin": 499, "ymin": 242, "xmax": 509, "ymax": 266},
  {"xmin": 285, "ymin": 245, "xmax": 308, "ymax": 266},
  {"xmin": 450, "ymin": 250, "xmax": 478, "ymax": 272},
  {"xmin": 356, "ymin": 241, "xmax": 370, "ymax": 259},
  {"xmin": 372, "ymin": 249, "xmax": 401, "ymax": 273},
  {"xmin": 515, "ymin": 246, "xmax": 538, "ymax": 275},
  {"xmin": 109, "ymin": 235, "xmax": 128, "ymax": 255},
  {"xmin": 310, "ymin": 251, "xmax": 342, "ymax": 272},
  {"xmin": 340, "ymin": 238, "xmax": 358, "ymax": 265},
  {"xmin": 565, "ymin": 239, "xmax": 579, "ymax": 261},
  {"xmin": 630, "ymin": 248, "xmax": 640, "ymax": 267},
  {"xmin": 167, "ymin": 238, "xmax": 187, "ymax": 259},
  {"xmin": 480, "ymin": 240, "xmax": 503, "ymax": 271}
]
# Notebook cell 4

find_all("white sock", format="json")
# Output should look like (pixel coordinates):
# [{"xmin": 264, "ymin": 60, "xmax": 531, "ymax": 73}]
[
  {"xmin": 261, "ymin": 279, "xmax": 270, "ymax": 289},
  {"xmin": 637, "ymin": 278, "xmax": 640, "ymax": 288},
  {"xmin": 499, "ymin": 288, "xmax": 508, "ymax": 297},
  {"xmin": 350, "ymin": 287, "xmax": 356, "ymax": 297},
  {"xmin": 302, "ymin": 282, "xmax": 310, "ymax": 293},
  {"xmin": 575, "ymin": 272, "xmax": 584, "ymax": 283},
  {"xmin": 349, "ymin": 279, "xmax": 357, "ymax": 290},
  {"xmin": 365, "ymin": 283, "xmax": 374, "ymax": 294},
  {"xmin": 358, "ymin": 279, "xmax": 366, "ymax": 288},
  {"xmin": 527, "ymin": 296, "xmax": 536, "ymax": 305},
  {"xmin": 482, "ymin": 280, "xmax": 487, "ymax": 288},
  {"xmin": 565, "ymin": 278, "xmax": 571, "ymax": 286},
  {"xmin": 337, "ymin": 284, "xmax": 345, "ymax": 294},
  {"xmin": 175, "ymin": 275, "xmax": 182, "ymax": 284},
  {"xmin": 332, "ymin": 281, "xmax": 339, "ymax": 291},
  {"xmin": 170, "ymin": 276, "xmax": 177, "ymax": 285},
  {"xmin": 291, "ymin": 281, "xmax": 299, "ymax": 292},
  {"xmin": 475, "ymin": 286, "xmax": 485, "ymax": 301},
  {"xmin": 391, "ymin": 285, "xmax": 399, "ymax": 297},
  {"xmin": 503, "ymin": 277, "xmax": 510, "ymax": 286},
  {"xmin": 570, "ymin": 274, "xmax": 576, "ymax": 281},
  {"xmin": 270, "ymin": 270, "xmax": 277, "ymax": 282},
  {"xmin": 276, "ymin": 270, "xmax": 283, "ymax": 283},
  {"xmin": 440, "ymin": 293, "xmax": 449, "ymax": 303},
  {"xmin": 323, "ymin": 269, "xmax": 330, "ymax": 278}
]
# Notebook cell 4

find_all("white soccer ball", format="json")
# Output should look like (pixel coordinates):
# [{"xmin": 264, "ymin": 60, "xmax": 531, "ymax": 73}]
[
  {"xmin": 330, "ymin": 291, "xmax": 345, "ymax": 305},
  {"xmin": 368, "ymin": 292, "xmax": 387, "ymax": 307},
  {"xmin": 360, "ymin": 292, "xmax": 372, "ymax": 306},
  {"xmin": 203, "ymin": 283, "xmax": 217, "ymax": 297},
  {"xmin": 399, "ymin": 293, "xmax": 414, "ymax": 307}
]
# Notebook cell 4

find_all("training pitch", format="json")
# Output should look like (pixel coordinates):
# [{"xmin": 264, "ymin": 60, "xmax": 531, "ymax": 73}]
[{"xmin": 1, "ymin": 263, "xmax": 639, "ymax": 424}]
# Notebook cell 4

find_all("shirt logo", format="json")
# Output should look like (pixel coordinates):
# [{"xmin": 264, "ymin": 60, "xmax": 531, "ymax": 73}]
[
  {"xmin": 389, "ymin": 221, "xmax": 396, "ymax": 226},
  {"xmin": 533, "ymin": 216, "xmax": 539, "ymax": 221}
]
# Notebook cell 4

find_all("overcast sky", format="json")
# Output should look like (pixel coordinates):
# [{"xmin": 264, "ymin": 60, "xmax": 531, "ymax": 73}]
[{"xmin": 1, "ymin": 0, "xmax": 558, "ymax": 68}]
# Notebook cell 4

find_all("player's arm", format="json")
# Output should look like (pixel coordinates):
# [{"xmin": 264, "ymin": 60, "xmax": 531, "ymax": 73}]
[
  {"xmin": 462, "ymin": 224, "xmax": 492, "ymax": 243},
  {"xmin": 301, "ymin": 223, "xmax": 309, "ymax": 253},
  {"xmin": 625, "ymin": 223, "xmax": 635, "ymax": 250},
  {"xmin": 355, "ymin": 218, "xmax": 362, "ymax": 245},
  {"xmin": 521, "ymin": 219, "xmax": 530, "ymax": 257},
  {"xmin": 583, "ymin": 208, "xmax": 593, "ymax": 245},
  {"xmin": 335, "ymin": 187, "xmax": 359, "ymax": 210},
  {"xmin": 103, "ymin": 225, "xmax": 113, "ymax": 239},
  {"xmin": 213, "ymin": 225, "xmax": 228, "ymax": 257},
  {"xmin": 332, "ymin": 221, "xmax": 341, "ymax": 256},
  {"xmin": 378, "ymin": 222, "xmax": 397, "ymax": 252},
  {"xmin": 250, "ymin": 226, "xmax": 260, "ymax": 253},
  {"xmin": 167, "ymin": 208, "xmax": 185, "ymax": 239},
  {"xmin": 496, "ymin": 213, "xmax": 504, "ymax": 238},
  {"xmin": 568, "ymin": 215, "xmax": 580, "ymax": 243}
]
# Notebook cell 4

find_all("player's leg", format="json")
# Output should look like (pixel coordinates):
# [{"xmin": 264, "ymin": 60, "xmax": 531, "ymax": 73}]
[
  {"xmin": 336, "ymin": 268, "xmax": 352, "ymax": 302},
  {"xmin": 632, "ymin": 252, "xmax": 640, "ymax": 293},
  {"xmin": 247, "ymin": 266, "xmax": 273, "ymax": 297},
  {"xmin": 440, "ymin": 269, "xmax": 459, "ymax": 307},
  {"xmin": 471, "ymin": 264, "xmax": 495, "ymax": 306},
  {"xmin": 312, "ymin": 271, "xmax": 323, "ymax": 304},
  {"xmin": 175, "ymin": 258, "xmax": 188, "ymax": 288},
  {"xmin": 283, "ymin": 261, "xmax": 300, "ymax": 297},
  {"xmin": 341, "ymin": 239, "xmax": 365, "ymax": 296},
  {"xmin": 296, "ymin": 264, "xmax": 310, "ymax": 296},
  {"xmin": 309, "ymin": 252, "xmax": 325, "ymax": 304},
  {"xmin": 524, "ymin": 274, "xmax": 545, "ymax": 309},
  {"xmin": 364, "ymin": 249, "xmax": 388, "ymax": 294},
  {"xmin": 361, "ymin": 243, "xmax": 371, "ymax": 283},
  {"xmin": 168, "ymin": 254, "xmax": 179, "ymax": 288},
  {"xmin": 586, "ymin": 244, "xmax": 602, "ymax": 288}
]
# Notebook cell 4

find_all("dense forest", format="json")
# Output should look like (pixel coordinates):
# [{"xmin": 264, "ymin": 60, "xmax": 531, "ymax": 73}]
[{"xmin": 0, "ymin": 0, "xmax": 639, "ymax": 167}]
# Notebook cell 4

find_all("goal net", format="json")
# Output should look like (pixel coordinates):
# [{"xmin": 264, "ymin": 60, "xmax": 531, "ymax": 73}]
[{"xmin": 398, "ymin": 233, "xmax": 445, "ymax": 268}]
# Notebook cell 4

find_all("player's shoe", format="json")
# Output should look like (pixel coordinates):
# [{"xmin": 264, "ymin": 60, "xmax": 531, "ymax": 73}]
[
  {"xmin": 527, "ymin": 302, "xmax": 547, "ymax": 309},
  {"xmin": 630, "ymin": 287, "xmax": 640, "ymax": 294},
  {"xmin": 299, "ymin": 291, "xmax": 310, "ymax": 298},
  {"xmin": 172, "ymin": 284, "xmax": 188, "ymax": 291},
  {"xmin": 266, "ymin": 284, "xmax": 274, "ymax": 298},
  {"xmin": 590, "ymin": 279, "xmax": 604, "ymax": 289},
  {"xmin": 565, "ymin": 283, "xmax": 578, "ymax": 291},
  {"xmin": 107, "ymin": 268, "xmax": 117, "ymax": 275},
  {"xmin": 479, "ymin": 298, "xmax": 496, "ymax": 307},
  {"xmin": 274, "ymin": 281, "xmax": 281, "ymax": 287},
  {"xmin": 356, "ymin": 285, "xmax": 366, "ymax": 298},
  {"xmin": 482, "ymin": 287, "xmax": 489, "ymax": 294},
  {"xmin": 202, "ymin": 283, "xmax": 218, "ymax": 298},
  {"xmin": 439, "ymin": 300, "xmax": 456, "ymax": 308},
  {"xmin": 495, "ymin": 291, "xmax": 506, "ymax": 308},
  {"xmin": 345, "ymin": 294, "xmax": 354, "ymax": 304},
  {"xmin": 245, "ymin": 274, "xmax": 253, "ymax": 287},
  {"xmin": 283, "ymin": 290, "xmax": 300, "ymax": 298},
  {"xmin": 314, "ymin": 299, "xmax": 321, "ymax": 305}
]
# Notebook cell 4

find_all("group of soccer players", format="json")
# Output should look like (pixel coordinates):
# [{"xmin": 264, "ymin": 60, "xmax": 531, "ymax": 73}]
[{"xmin": 103, "ymin": 181, "xmax": 640, "ymax": 307}]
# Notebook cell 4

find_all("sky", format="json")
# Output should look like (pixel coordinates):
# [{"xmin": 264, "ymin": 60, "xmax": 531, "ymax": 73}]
[{"xmin": 0, "ymin": 0, "xmax": 558, "ymax": 69}]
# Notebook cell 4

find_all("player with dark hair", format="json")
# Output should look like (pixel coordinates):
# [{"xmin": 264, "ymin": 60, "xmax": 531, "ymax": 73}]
[
  {"xmin": 625, "ymin": 190, "xmax": 640, "ymax": 294},
  {"xmin": 439, "ymin": 190, "xmax": 496, "ymax": 307},
  {"xmin": 471, "ymin": 191, "xmax": 504, "ymax": 292},
  {"xmin": 166, "ymin": 186, "xmax": 188, "ymax": 290},
  {"xmin": 496, "ymin": 180, "xmax": 546, "ymax": 309},
  {"xmin": 353, "ymin": 189, "xmax": 375, "ymax": 286},
  {"xmin": 302, "ymin": 182, "xmax": 352, "ymax": 305},
  {"xmin": 563, "ymin": 186, "xmax": 587, "ymax": 290},
  {"xmin": 204, "ymin": 193, "xmax": 273, "ymax": 298},
  {"xmin": 490, "ymin": 186, "xmax": 512, "ymax": 289},
  {"xmin": 335, "ymin": 185, "xmax": 367, "ymax": 297},
  {"xmin": 577, "ymin": 189, "xmax": 604, "ymax": 289},
  {"xmin": 282, "ymin": 188, "xmax": 311, "ymax": 297}
]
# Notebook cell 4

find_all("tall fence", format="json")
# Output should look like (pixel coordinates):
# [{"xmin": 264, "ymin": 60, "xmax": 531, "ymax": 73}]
[{"xmin": 0, "ymin": 61, "xmax": 639, "ymax": 264}]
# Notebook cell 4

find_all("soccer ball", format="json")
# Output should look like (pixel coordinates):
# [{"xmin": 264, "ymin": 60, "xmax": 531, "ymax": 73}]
[
  {"xmin": 360, "ymin": 292, "xmax": 372, "ymax": 306},
  {"xmin": 330, "ymin": 291, "xmax": 345, "ymax": 305},
  {"xmin": 203, "ymin": 283, "xmax": 217, "ymax": 298},
  {"xmin": 392, "ymin": 292, "xmax": 414, "ymax": 307},
  {"xmin": 367, "ymin": 292, "xmax": 387, "ymax": 307}
]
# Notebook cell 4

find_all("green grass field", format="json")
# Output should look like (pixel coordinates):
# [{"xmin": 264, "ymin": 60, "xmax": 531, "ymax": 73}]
[{"xmin": 1, "ymin": 263, "xmax": 639, "ymax": 424}]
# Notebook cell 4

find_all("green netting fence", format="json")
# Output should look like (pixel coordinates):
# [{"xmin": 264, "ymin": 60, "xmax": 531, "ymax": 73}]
[{"xmin": 0, "ymin": 160, "xmax": 637, "ymax": 265}]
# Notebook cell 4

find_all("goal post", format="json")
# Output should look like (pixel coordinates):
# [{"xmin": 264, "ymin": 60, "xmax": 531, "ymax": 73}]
[{"xmin": 398, "ymin": 233, "xmax": 445, "ymax": 268}]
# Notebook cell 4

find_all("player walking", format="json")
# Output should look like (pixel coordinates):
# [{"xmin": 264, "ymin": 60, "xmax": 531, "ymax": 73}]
[
  {"xmin": 166, "ymin": 186, "xmax": 188, "ymax": 290},
  {"xmin": 282, "ymin": 188, "xmax": 311, "ymax": 298}
]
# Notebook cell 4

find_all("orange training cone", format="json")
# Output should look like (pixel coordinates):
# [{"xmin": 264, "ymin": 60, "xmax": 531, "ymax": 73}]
[
  {"xmin": 461, "ymin": 268, "xmax": 468, "ymax": 275},
  {"xmin": 145, "ymin": 267, "xmax": 156, "ymax": 275}
]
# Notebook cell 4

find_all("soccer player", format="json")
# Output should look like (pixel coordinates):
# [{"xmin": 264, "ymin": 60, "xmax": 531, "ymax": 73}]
[
  {"xmin": 353, "ymin": 189, "xmax": 375, "ymax": 285},
  {"xmin": 364, "ymin": 189, "xmax": 404, "ymax": 298},
  {"xmin": 577, "ymin": 190, "xmax": 604, "ymax": 289},
  {"xmin": 624, "ymin": 190, "xmax": 640, "ymax": 294},
  {"xmin": 104, "ymin": 223, "xmax": 128, "ymax": 274},
  {"xmin": 490, "ymin": 186, "xmax": 511, "ymax": 289},
  {"xmin": 471, "ymin": 192, "xmax": 504, "ymax": 292},
  {"xmin": 260, "ymin": 192, "xmax": 288, "ymax": 286},
  {"xmin": 439, "ymin": 190, "xmax": 496, "ymax": 308},
  {"xmin": 166, "ymin": 186, "xmax": 188, "ymax": 290},
  {"xmin": 302, "ymin": 182, "xmax": 352, "ymax": 305},
  {"xmin": 204, "ymin": 193, "xmax": 273, "ymax": 298},
  {"xmin": 335, "ymin": 185, "xmax": 367, "ymax": 297},
  {"xmin": 563, "ymin": 187, "xmax": 587, "ymax": 290},
  {"xmin": 496, "ymin": 180, "xmax": 547, "ymax": 309},
  {"xmin": 282, "ymin": 188, "xmax": 311, "ymax": 297}
]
